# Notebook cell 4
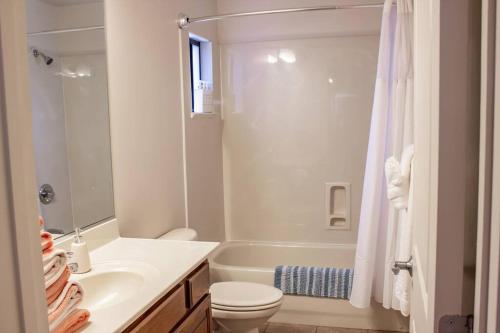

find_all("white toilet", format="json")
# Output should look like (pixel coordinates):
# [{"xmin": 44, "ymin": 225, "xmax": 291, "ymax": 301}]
[
  {"xmin": 210, "ymin": 281, "xmax": 283, "ymax": 333},
  {"xmin": 157, "ymin": 229, "xmax": 283, "ymax": 333}
]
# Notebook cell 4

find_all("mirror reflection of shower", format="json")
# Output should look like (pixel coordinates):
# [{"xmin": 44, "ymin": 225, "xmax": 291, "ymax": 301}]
[
  {"xmin": 31, "ymin": 47, "xmax": 54, "ymax": 66},
  {"xmin": 30, "ymin": 46, "xmax": 93, "ymax": 79},
  {"xmin": 26, "ymin": 9, "xmax": 113, "ymax": 236}
]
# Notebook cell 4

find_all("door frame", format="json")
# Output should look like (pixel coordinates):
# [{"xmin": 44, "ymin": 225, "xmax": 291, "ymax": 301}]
[
  {"xmin": 0, "ymin": 0, "xmax": 48, "ymax": 331},
  {"xmin": 474, "ymin": 0, "xmax": 496, "ymax": 332},
  {"xmin": 475, "ymin": 0, "xmax": 500, "ymax": 331}
]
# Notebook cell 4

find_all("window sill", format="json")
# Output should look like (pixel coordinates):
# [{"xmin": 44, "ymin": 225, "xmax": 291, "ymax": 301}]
[{"xmin": 190, "ymin": 112, "xmax": 218, "ymax": 119}]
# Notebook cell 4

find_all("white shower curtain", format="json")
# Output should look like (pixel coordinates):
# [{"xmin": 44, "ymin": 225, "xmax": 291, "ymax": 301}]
[{"xmin": 350, "ymin": 0, "xmax": 413, "ymax": 315}]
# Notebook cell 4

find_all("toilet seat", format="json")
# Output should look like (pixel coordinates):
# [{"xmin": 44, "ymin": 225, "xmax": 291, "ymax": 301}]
[
  {"xmin": 211, "ymin": 299, "xmax": 283, "ymax": 312},
  {"xmin": 210, "ymin": 281, "xmax": 283, "ymax": 309}
]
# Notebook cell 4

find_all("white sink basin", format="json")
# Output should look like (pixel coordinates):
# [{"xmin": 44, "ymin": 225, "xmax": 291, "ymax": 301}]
[{"xmin": 73, "ymin": 261, "xmax": 160, "ymax": 311}]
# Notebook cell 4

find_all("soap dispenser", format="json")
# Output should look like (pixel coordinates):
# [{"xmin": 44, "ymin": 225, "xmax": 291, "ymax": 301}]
[{"xmin": 67, "ymin": 228, "xmax": 91, "ymax": 274}]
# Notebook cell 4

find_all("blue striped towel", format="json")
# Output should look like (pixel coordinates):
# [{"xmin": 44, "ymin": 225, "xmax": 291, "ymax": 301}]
[{"xmin": 274, "ymin": 265, "xmax": 354, "ymax": 299}]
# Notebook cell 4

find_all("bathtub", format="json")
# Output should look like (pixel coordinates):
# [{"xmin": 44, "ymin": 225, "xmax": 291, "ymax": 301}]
[{"xmin": 209, "ymin": 241, "xmax": 409, "ymax": 332}]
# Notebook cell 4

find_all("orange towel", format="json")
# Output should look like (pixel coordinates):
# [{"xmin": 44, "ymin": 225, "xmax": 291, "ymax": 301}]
[
  {"xmin": 48, "ymin": 282, "xmax": 84, "ymax": 323},
  {"xmin": 46, "ymin": 267, "xmax": 70, "ymax": 305},
  {"xmin": 42, "ymin": 241, "xmax": 54, "ymax": 254},
  {"xmin": 51, "ymin": 309, "xmax": 90, "ymax": 333},
  {"xmin": 41, "ymin": 231, "xmax": 53, "ymax": 253},
  {"xmin": 48, "ymin": 285, "xmax": 80, "ymax": 323}
]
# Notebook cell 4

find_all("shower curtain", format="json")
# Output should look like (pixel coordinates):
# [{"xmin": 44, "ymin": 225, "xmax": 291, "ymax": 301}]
[{"xmin": 350, "ymin": 0, "xmax": 413, "ymax": 315}]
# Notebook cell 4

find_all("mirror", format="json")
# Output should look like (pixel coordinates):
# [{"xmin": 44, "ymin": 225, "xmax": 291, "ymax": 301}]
[{"xmin": 26, "ymin": 0, "xmax": 114, "ymax": 237}]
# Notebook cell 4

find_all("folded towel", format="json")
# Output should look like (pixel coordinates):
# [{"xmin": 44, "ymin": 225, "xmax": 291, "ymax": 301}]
[
  {"xmin": 394, "ymin": 147, "xmax": 414, "ymax": 317},
  {"xmin": 43, "ymin": 249, "xmax": 67, "ymax": 288},
  {"xmin": 43, "ymin": 248, "xmax": 66, "ymax": 270},
  {"xmin": 46, "ymin": 267, "xmax": 71, "ymax": 305},
  {"xmin": 48, "ymin": 282, "xmax": 84, "ymax": 330},
  {"xmin": 51, "ymin": 309, "xmax": 90, "ymax": 333},
  {"xmin": 274, "ymin": 265, "xmax": 353, "ymax": 299},
  {"xmin": 385, "ymin": 157, "xmax": 408, "ymax": 209},
  {"xmin": 41, "ymin": 231, "xmax": 53, "ymax": 253},
  {"xmin": 385, "ymin": 145, "xmax": 414, "ymax": 209}
]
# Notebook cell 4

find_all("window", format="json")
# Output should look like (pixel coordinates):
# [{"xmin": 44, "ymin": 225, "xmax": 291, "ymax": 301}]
[
  {"xmin": 189, "ymin": 35, "xmax": 213, "ymax": 114},
  {"xmin": 189, "ymin": 38, "xmax": 201, "ymax": 113}
]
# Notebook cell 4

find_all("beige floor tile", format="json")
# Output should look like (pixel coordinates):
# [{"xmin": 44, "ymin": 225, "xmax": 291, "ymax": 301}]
[
  {"xmin": 265, "ymin": 323, "xmax": 317, "ymax": 333},
  {"xmin": 317, "ymin": 327, "xmax": 367, "ymax": 333}
]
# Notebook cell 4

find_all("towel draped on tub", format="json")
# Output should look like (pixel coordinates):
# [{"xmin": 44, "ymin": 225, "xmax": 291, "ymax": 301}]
[{"xmin": 274, "ymin": 265, "xmax": 354, "ymax": 300}]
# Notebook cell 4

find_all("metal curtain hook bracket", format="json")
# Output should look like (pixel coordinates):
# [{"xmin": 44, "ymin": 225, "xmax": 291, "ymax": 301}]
[{"xmin": 392, "ymin": 256, "xmax": 413, "ymax": 277}]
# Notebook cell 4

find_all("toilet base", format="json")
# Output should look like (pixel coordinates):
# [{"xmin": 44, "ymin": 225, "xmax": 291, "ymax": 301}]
[{"xmin": 213, "ymin": 317, "xmax": 262, "ymax": 333}]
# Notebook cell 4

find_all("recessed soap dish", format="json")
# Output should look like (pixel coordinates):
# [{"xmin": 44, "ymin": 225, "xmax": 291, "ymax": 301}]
[
  {"xmin": 329, "ymin": 216, "xmax": 347, "ymax": 228},
  {"xmin": 325, "ymin": 183, "xmax": 351, "ymax": 230}
]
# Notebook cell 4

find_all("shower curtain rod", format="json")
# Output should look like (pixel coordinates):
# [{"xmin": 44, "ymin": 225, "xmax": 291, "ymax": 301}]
[
  {"xmin": 27, "ymin": 25, "xmax": 104, "ymax": 37},
  {"xmin": 178, "ymin": 2, "xmax": 386, "ymax": 29}
]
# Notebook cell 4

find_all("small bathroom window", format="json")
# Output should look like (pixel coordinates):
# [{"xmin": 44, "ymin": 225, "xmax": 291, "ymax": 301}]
[{"xmin": 189, "ymin": 34, "xmax": 213, "ymax": 114}]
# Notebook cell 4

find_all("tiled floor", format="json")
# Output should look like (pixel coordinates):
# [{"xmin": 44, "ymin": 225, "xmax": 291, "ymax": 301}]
[{"xmin": 262, "ymin": 323, "xmax": 405, "ymax": 333}]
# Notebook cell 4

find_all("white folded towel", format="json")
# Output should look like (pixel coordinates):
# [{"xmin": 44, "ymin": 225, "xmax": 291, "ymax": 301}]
[
  {"xmin": 43, "ymin": 248, "xmax": 67, "ymax": 288},
  {"xmin": 394, "ymin": 154, "xmax": 414, "ymax": 316},
  {"xmin": 385, "ymin": 145, "xmax": 414, "ymax": 209},
  {"xmin": 386, "ymin": 144, "xmax": 414, "ymax": 316}
]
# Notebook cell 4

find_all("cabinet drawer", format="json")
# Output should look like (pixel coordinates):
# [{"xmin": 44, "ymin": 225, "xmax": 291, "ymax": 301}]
[
  {"xmin": 125, "ymin": 284, "xmax": 187, "ymax": 333},
  {"xmin": 186, "ymin": 262, "xmax": 209, "ymax": 308},
  {"xmin": 174, "ymin": 294, "xmax": 212, "ymax": 333}
]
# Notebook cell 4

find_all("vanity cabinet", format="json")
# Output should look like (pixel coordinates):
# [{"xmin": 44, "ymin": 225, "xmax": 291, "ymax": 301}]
[{"xmin": 123, "ymin": 261, "xmax": 212, "ymax": 333}]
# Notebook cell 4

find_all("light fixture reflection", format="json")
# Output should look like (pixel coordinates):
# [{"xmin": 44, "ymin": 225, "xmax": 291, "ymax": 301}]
[
  {"xmin": 55, "ymin": 65, "xmax": 91, "ymax": 79},
  {"xmin": 267, "ymin": 54, "xmax": 278, "ymax": 64},
  {"xmin": 278, "ymin": 49, "xmax": 296, "ymax": 63}
]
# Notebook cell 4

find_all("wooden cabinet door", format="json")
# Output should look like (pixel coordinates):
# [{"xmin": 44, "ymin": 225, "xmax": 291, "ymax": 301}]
[
  {"xmin": 186, "ymin": 262, "xmax": 210, "ymax": 308},
  {"xmin": 124, "ymin": 284, "xmax": 187, "ymax": 333},
  {"xmin": 175, "ymin": 294, "xmax": 212, "ymax": 333}
]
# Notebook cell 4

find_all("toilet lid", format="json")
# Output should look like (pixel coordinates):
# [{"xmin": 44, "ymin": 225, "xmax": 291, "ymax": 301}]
[{"xmin": 210, "ymin": 282, "xmax": 283, "ymax": 308}]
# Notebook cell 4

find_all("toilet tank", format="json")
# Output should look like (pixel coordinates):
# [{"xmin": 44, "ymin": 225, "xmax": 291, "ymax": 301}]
[{"xmin": 158, "ymin": 228, "xmax": 198, "ymax": 241}]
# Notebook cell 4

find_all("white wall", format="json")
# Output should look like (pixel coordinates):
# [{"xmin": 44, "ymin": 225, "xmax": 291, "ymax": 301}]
[
  {"xmin": 181, "ymin": 5, "xmax": 225, "ymax": 242},
  {"xmin": 105, "ymin": 0, "xmax": 225, "ymax": 239},
  {"xmin": 218, "ymin": 0, "xmax": 381, "ymax": 243},
  {"xmin": 217, "ymin": 0, "xmax": 382, "ymax": 43},
  {"xmin": 26, "ymin": 0, "xmax": 104, "ymax": 34}
]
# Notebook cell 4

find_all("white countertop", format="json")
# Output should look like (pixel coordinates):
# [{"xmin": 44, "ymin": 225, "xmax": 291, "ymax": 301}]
[{"xmin": 74, "ymin": 237, "xmax": 219, "ymax": 333}]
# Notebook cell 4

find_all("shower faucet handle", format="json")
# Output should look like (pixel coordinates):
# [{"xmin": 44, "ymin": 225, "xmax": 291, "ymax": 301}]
[
  {"xmin": 392, "ymin": 256, "xmax": 413, "ymax": 277},
  {"xmin": 39, "ymin": 184, "xmax": 55, "ymax": 205}
]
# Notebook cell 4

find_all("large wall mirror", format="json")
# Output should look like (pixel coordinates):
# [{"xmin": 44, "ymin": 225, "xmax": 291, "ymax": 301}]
[{"xmin": 26, "ymin": 0, "xmax": 114, "ymax": 237}]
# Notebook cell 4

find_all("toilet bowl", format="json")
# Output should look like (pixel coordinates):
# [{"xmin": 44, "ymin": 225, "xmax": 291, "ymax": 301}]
[
  {"xmin": 210, "ymin": 281, "xmax": 283, "ymax": 333},
  {"xmin": 156, "ymin": 231, "xmax": 281, "ymax": 332},
  {"xmin": 157, "ymin": 228, "xmax": 198, "ymax": 241}
]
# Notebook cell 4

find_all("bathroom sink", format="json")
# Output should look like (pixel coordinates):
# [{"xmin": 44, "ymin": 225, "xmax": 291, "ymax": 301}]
[{"xmin": 74, "ymin": 261, "xmax": 160, "ymax": 311}]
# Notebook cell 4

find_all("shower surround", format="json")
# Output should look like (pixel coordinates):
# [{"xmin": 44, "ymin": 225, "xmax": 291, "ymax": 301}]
[{"xmin": 221, "ymin": 35, "xmax": 378, "ymax": 243}]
